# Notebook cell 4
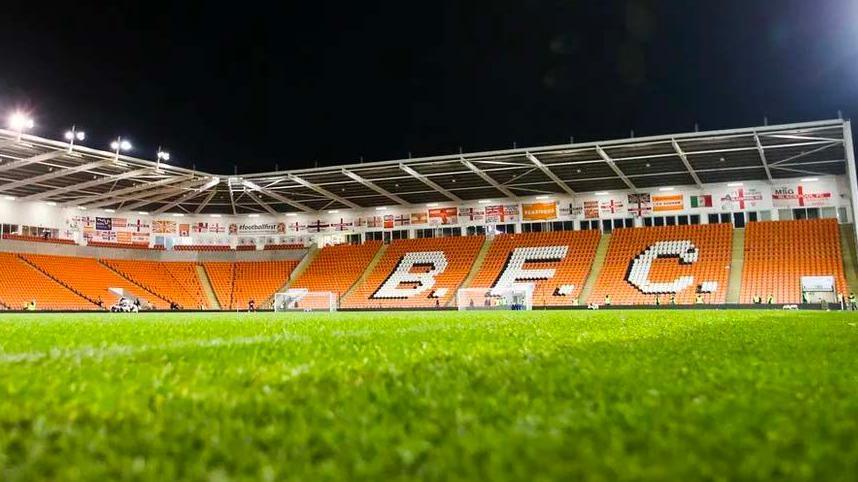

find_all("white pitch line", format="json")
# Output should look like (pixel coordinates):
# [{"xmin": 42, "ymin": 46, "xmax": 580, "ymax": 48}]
[
  {"xmin": 0, "ymin": 333, "xmax": 309, "ymax": 365},
  {"xmin": 0, "ymin": 318, "xmax": 521, "ymax": 365}
]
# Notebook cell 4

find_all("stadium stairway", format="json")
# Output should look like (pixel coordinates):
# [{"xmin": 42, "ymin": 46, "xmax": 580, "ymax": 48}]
[
  {"xmin": 578, "ymin": 233, "xmax": 611, "ymax": 303},
  {"xmin": 340, "ymin": 244, "xmax": 388, "ymax": 303},
  {"xmin": 261, "ymin": 244, "xmax": 319, "ymax": 308},
  {"xmin": 196, "ymin": 264, "xmax": 221, "ymax": 309},
  {"xmin": 725, "ymin": 228, "xmax": 745, "ymax": 303},
  {"xmin": 839, "ymin": 224, "xmax": 858, "ymax": 294},
  {"xmin": 99, "ymin": 260, "xmax": 176, "ymax": 308},
  {"xmin": 449, "ymin": 236, "xmax": 494, "ymax": 306},
  {"xmin": 16, "ymin": 254, "xmax": 104, "ymax": 309}
]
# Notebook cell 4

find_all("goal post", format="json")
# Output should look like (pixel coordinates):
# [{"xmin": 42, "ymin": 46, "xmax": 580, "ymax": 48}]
[
  {"xmin": 274, "ymin": 289, "xmax": 337, "ymax": 312},
  {"xmin": 456, "ymin": 286, "xmax": 533, "ymax": 311}
]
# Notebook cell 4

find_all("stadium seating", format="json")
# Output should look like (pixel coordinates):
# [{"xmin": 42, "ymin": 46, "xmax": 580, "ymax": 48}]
[
  {"xmin": 589, "ymin": 224, "xmax": 732, "ymax": 305},
  {"xmin": 341, "ymin": 237, "xmax": 484, "ymax": 309},
  {"xmin": 290, "ymin": 241, "xmax": 383, "ymax": 302},
  {"xmin": 740, "ymin": 219, "xmax": 848, "ymax": 304},
  {"xmin": 2, "ymin": 234, "xmax": 76, "ymax": 245},
  {"xmin": 203, "ymin": 262, "xmax": 235, "ymax": 308},
  {"xmin": 0, "ymin": 253, "xmax": 95, "ymax": 310},
  {"xmin": 204, "ymin": 261, "xmax": 298, "ymax": 309},
  {"xmin": 236, "ymin": 245, "xmax": 257, "ymax": 251},
  {"xmin": 87, "ymin": 241, "xmax": 157, "ymax": 250},
  {"xmin": 20, "ymin": 254, "xmax": 170, "ymax": 309},
  {"xmin": 232, "ymin": 261, "xmax": 298, "ymax": 309},
  {"xmin": 468, "ymin": 230, "xmax": 601, "ymax": 306},
  {"xmin": 264, "ymin": 244, "xmax": 305, "ymax": 250},
  {"xmin": 175, "ymin": 245, "xmax": 231, "ymax": 251},
  {"xmin": 103, "ymin": 259, "xmax": 208, "ymax": 309}
]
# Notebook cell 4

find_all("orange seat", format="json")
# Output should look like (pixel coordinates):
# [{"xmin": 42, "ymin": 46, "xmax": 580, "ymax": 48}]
[
  {"xmin": 740, "ymin": 219, "xmax": 847, "ymax": 304},
  {"xmin": 468, "ymin": 231, "xmax": 601, "ymax": 306},
  {"xmin": 589, "ymin": 224, "xmax": 732, "ymax": 305},
  {"xmin": 341, "ymin": 237, "xmax": 484, "ymax": 309}
]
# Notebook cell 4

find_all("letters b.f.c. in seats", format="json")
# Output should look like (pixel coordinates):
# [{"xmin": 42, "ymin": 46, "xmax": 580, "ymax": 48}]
[
  {"xmin": 589, "ymin": 224, "xmax": 732, "ymax": 305},
  {"xmin": 468, "ymin": 230, "xmax": 601, "ymax": 306},
  {"xmin": 341, "ymin": 237, "xmax": 484, "ymax": 309}
]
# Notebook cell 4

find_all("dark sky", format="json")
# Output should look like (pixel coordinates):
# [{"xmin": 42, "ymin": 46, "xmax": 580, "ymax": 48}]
[{"xmin": 2, "ymin": 1, "xmax": 858, "ymax": 175}]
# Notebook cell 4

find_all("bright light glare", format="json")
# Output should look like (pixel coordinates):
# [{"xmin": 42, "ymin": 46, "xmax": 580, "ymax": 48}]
[
  {"xmin": 658, "ymin": 187, "xmax": 675, "ymax": 192},
  {"xmin": 65, "ymin": 130, "xmax": 86, "ymax": 141},
  {"xmin": 3, "ymin": 195, "xmax": 16, "ymax": 201},
  {"xmin": 157, "ymin": 150, "xmax": 170, "ymax": 161},
  {"xmin": 800, "ymin": 177, "xmax": 819, "ymax": 182},
  {"xmin": 8, "ymin": 112, "xmax": 34, "ymax": 131},
  {"xmin": 112, "ymin": 139, "xmax": 132, "ymax": 151}
]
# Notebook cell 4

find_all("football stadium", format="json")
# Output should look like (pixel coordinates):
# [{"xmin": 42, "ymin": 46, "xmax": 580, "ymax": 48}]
[{"xmin": 1, "ymin": 117, "xmax": 857, "ymax": 479}]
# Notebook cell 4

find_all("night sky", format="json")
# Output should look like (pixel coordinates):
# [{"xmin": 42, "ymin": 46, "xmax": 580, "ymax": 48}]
[{"xmin": 2, "ymin": 1, "xmax": 858, "ymax": 174}]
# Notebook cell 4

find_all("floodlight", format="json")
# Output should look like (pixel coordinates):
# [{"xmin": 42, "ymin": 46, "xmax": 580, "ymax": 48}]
[{"xmin": 8, "ymin": 112, "xmax": 34, "ymax": 131}]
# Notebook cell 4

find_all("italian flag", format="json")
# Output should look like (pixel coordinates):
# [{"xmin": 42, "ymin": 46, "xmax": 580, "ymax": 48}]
[{"xmin": 690, "ymin": 195, "xmax": 712, "ymax": 208}]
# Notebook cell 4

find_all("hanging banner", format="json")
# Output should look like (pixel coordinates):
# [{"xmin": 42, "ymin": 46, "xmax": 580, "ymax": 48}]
[
  {"xmin": 772, "ymin": 184, "xmax": 833, "ymax": 208},
  {"xmin": 720, "ymin": 188, "xmax": 763, "ymax": 210},
  {"xmin": 394, "ymin": 214, "xmax": 410, "ymax": 226},
  {"xmin": 559, "ymin": 202, "xmax": 583, "ymax": 219},
  {"xmin": 584, "ymin": 200, "xmax": 600, "ymax": 219},
  {"xmin": 365, "ymin": 216, "xmax": 384, "ymax": 228},
  {"xmin": 410, "ymin": 212, "xmax": 428, "ymax": 225},
  {"xmin": 330, "ymin": 218, "xmax": 353, "ymax": 231},
  {"xmin": 178, "ymin": 224, "xmax": 190, "ymax": 237},
  {"xmin": 485, "ymin": 204, "xmax": 519, "ymax": 223},
  {"xmin": 627, "ymin": 193, "xmax": 652, "ymax": 217},
  {"xmin": 288, "ymin": 221, "xmax": 306, "ymax": 233},
  {"xmin": 152, "ymin": 220, "xmax": 177, "ymax": 234},
  {"xmin": 428, "ymin": 207, "xmax": 458, "ymax": 225},
  {"xmin": 383, "ymin": 215, "xmax": 395, "ymax": 229},
  {"xmin": 306, "ymin": 220, "xmax": 329, "ymax": 233},
  {"xmin": 522, "ymin": 201, "xmax": 557, "ymax": 221},
  {"xmin": 458, "ymin": 207, "xmax": 485, "ymax": 222},
  {"xmin": 652, "ymin": 194, "xmax": 684, "ymax": 212},
  {"xmin": 689, "ymin": 194, "xmax": 713, "ymax": 208},
  {"xmin": 96, "ymin": 217, "xmax": 112, "ymax": 231},
  {"xmin": 599, "ymin": 198, "xmax": 624, "ymax": 216},
  {"xmin": 192, "ymin": 222, "xmax": 208, "ymax": 234}
]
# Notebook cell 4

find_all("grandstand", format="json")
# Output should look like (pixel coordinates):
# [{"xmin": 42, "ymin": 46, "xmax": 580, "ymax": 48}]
[{"xmin": 0, "ymin": 119, "xmax": 856, "ymax": 310}]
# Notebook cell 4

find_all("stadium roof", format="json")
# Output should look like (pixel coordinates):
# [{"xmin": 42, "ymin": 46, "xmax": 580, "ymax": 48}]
[{"xmin": 0, "ymin": 119, "xmax": 849, "ymax": 215}]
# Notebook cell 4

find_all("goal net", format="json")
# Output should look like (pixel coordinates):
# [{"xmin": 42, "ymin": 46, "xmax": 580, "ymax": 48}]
[
  {"xmin": 274, "ymin": 289, "xmax": 337, "ymax": 312},
  {"xmin": 456, "ymin": 286, "xmax": 533, "ymax": 311}
]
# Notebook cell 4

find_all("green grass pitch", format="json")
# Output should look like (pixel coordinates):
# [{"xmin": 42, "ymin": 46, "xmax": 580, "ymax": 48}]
[{"xmin": 0, "ymin": 310, "xmax": 857, "ymax": 481}]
